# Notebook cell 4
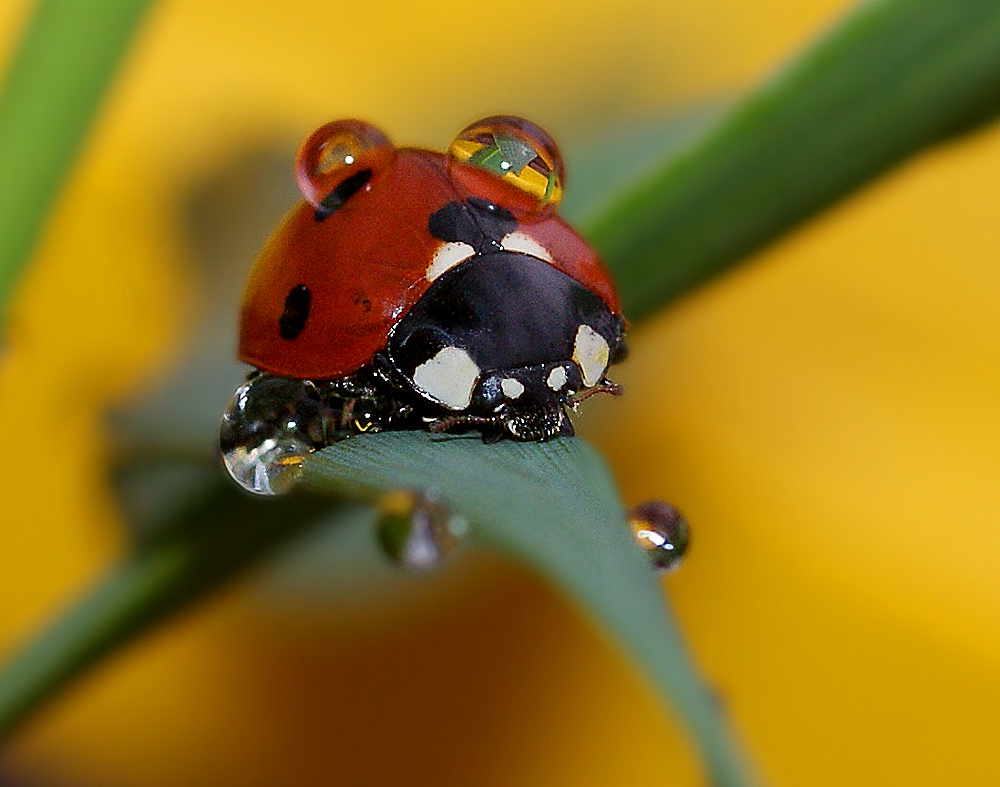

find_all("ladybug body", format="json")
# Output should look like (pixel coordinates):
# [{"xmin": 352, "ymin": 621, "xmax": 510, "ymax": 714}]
[{"xmin": 222, "ymin": 116, "xmax": 626, "ymax": 492}]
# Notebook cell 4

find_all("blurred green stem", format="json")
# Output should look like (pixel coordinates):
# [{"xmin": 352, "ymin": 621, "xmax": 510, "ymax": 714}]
[
  {"xmin": 0, "ymin": 0, "xmax": 153, "ymax": 323},
  {"xmin": 0, "ymin": 480, "xmax": 338, "ymax": 739},
  {"xmin": 587, "ymin": 0, "xmax": 1000, "ymax": 319}
]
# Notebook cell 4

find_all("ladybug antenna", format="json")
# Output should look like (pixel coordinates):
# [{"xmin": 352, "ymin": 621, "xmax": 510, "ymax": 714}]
[{"xmin": 568, "ymin": 379, "xmax": 624, "ymax": 407}]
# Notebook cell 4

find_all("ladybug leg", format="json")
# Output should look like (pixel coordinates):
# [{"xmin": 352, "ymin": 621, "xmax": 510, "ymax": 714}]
[
  {"xmin": 320, "ymin": 388, "xmax": 395, "ymax": 439},
  {"xmin": 312, "ymin": 365, "xmax": 424, "ymax": 440},
  {"xmin": 427, "ymin": 413, "xmax": 497, "ymax": 435}
]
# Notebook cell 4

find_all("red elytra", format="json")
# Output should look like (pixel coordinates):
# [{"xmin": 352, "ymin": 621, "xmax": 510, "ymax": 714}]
[{"xmin": 238, "ymin": 120, "xmax": 622, "ymax": 381}]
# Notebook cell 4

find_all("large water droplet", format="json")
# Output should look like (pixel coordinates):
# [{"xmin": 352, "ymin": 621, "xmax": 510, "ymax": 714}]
[
  {"xmin": 447, "ymin": 115, "xmax": 565, "ymax": 212},
  {"xmin": 376, "ymin": 489, "xmax": 468, "ymax": 571},
  {"xmin": 627, "ymin": 500, "xmax": 690, "ymax": 574},
  {"xmin": 219, "ymin": 373, "xmax": 330, "ymax": 495}
]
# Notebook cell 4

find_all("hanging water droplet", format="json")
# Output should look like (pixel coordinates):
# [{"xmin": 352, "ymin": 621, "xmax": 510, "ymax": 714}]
[
  {"xmin": 376, "ymin": 489, "xmax": 468, "ymax": 571},
  {"xmin": 219, "ymin": 373, "xmax": 330, "ymax": 495},
  {"xmin": 627, "ymin": 500, "xmax": 690, "ymax": 574}
]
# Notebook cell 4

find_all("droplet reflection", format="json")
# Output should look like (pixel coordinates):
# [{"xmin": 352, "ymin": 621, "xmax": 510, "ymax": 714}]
[
  {"xmin": 219, "ymin": 373, "xmax": 330, "ymax": 495},
  {"xmin": 627, "ymin": 500, "xmax": 690, "ymax": 574},
  {"xmin": 376, "ymin": 489, "xmax": 468, "ymax": 571}
]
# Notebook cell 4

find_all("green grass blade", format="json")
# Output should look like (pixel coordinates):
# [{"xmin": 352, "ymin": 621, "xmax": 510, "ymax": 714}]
[
  {"xmin": 302, "ymin": 433, "xmax": 758, "ymax": 787},
  {"xmin": 587, "ymin": 0, "xmax": 1000, "ymax": 319},
  {"xmin": 0, "ymin": 0, "xmax": 153, "ymax": 320}
]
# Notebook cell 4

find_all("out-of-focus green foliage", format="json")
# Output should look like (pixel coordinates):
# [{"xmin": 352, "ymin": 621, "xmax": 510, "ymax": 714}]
[
  {"xmin": 0, "ymin": 0, "xmax": 152, "ymax": 322},
  {"xmin": 584, "ymin": 0, "xmax": 1000, "ymax": 319}
]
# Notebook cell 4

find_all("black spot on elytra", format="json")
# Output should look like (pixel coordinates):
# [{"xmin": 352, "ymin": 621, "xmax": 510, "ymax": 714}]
[
  {"xmin": 314, "ymin": 169, "xmax": 372, "ymax": 221},
  {"xmin": 279, "ymin": 284, "xmax": 311, "ymax": 339},
  {"xmin": 428, "ymin": 198, "xmax": 517, "ymax": 254}
]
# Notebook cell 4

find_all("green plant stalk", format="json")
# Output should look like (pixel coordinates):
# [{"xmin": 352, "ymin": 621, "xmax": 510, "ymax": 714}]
[
  {"xmin": 0, "ymin": 0, "xmax": 153, "ymax": 322},
  {"xmin": 587, "ymin": 0, "xmax": 1000, "ymax": 319}
]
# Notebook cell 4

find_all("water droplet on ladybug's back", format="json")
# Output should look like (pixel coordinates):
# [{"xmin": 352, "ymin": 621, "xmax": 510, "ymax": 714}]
[
  {"xmin": 294, "ymin": 119, "xmax": 394, "ymax": 212},
  {"xmin": 447, "ymin": 115, "xmax": 565, "ymax": 211},
  {"xmin": 627, "ymin": 501, "xmax": 690, "ymax": 574}
]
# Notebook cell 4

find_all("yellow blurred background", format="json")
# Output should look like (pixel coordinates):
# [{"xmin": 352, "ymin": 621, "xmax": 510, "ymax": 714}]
[{"xmin": 3, "ymin": 0, "xmax": 1000, "ymax": 784}]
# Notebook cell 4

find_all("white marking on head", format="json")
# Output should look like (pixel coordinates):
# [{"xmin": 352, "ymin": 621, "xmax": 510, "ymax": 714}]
[
  {"xmin": 501, "ymin": 378, "xmax": 525, "ymax": 399},
  {"xmin": 572, "ymin": 325, "xmax": 610, "ymax": 387},
  {"xmin": 500, "ymin": 231, "xmax": 554, "ymax": 262},
  {"xmin": 412, "ymin": 346, "xmax": 481, "ymax": 410},
  {"xmin": 546, "ymin": 366, "xmax": 568, "ymax": 391},
  {"xmin": 426, "ymin": 241, "xmax": 476, "ymax": 281}
]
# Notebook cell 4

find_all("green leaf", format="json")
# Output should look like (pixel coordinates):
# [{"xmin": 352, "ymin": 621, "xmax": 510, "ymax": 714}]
[
  {"xmin": 301, "ymin": 433, "xmax": 757, "ymax": 787},
  {"xmin": 0, "ymin": 437, "xmax": 759, "ymax": 786},
  {"xmin": 0, "ymin": 0, "xmax": 153, "ymax": 322},
  {"xmin": 586, "ymin": 0, "xmax": 1000, "ymax": 320}
]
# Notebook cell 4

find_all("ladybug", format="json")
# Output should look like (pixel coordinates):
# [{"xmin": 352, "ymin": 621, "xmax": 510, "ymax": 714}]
[{"xmin": 221, "ymin": 116, "xmax": 627, "ymax": 494}]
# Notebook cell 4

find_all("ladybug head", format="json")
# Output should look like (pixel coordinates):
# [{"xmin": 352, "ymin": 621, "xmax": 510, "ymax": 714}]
[{"xmin": 382, "ymin": 247, "xmax": 626, "ymax": 438}]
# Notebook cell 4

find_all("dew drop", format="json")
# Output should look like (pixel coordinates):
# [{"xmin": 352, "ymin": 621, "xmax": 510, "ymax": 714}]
[
  {"xmin": 447, "ymin": 115, "xmax": 565, "ymax": 211},
  {"xmin": 376, "ymin": 489, "xmax": 468, "ymax": 571},
  {"xmin": 219, "ymin": 373, "xmax": 330, "ymax": 495},
  {"xmin": 627, "ymin": 500, "xmax": 690, "ymax": 574},
  {"xmin": 294, "ymin": 119, "xmax": 393, "ymax": 210}
]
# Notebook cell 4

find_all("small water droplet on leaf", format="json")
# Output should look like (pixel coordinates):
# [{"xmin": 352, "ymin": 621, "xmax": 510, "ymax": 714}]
[
  {"xmin": 627, "ymin": 500, "xmax": 690, "ymax": 574},
  {"xmin": 376, "ymin": 489, "xmax": 467, "ymax": 571}
]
